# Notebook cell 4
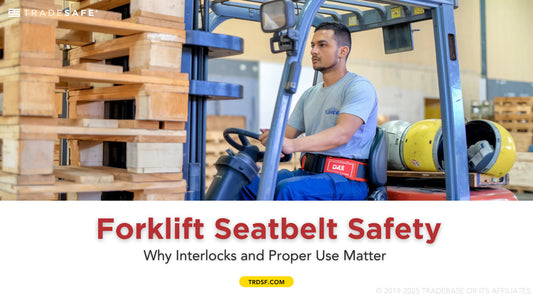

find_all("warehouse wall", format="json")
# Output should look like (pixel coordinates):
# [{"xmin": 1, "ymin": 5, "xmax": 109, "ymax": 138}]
[
  {"xmin": 486, "ymin": 0, "xmax": 533, "ymax": 82},
  {"xmin": 211, "ymin": 0, "xmax": 531, "ymax": 127}
]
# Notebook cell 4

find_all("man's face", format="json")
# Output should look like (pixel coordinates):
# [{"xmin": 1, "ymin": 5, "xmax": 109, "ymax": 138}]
[{"xmin": 310, "ymin": 29, "xmax": 340, "ymax": 73}]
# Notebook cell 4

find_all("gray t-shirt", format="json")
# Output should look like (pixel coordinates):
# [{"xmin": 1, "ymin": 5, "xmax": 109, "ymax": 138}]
[{"xmin": 287, "ymin": 72, "xmax": 378, "ymax": 159}]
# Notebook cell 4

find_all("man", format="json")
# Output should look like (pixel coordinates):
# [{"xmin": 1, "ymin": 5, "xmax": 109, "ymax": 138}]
[{"xmin": 240, "ymin": 21, "xmax": 378, "ymax": 200}]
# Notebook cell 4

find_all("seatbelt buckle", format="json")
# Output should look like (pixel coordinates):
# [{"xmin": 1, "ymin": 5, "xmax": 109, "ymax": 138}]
[{"xmin": 301, "ymin": 153, "xmax": 325, "ymax": 173}]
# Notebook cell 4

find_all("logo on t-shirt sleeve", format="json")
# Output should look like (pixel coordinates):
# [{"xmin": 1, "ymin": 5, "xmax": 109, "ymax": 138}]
[{"xmin": 325, "ymin": 107, "xmax": 339, "ymax": 115}]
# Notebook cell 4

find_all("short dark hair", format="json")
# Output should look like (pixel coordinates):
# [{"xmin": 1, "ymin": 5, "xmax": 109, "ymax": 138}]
[{"xmin": 315, "ymin": 22, "xmax": 352, "ymax": 57}]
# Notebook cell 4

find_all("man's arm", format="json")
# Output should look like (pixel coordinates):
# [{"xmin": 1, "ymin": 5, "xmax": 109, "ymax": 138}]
[
  {"xmin": 258, "ymin": 125, "xmax": 303, "ymax": 146},
  {"xmin": 281, "ymin": 113, "xmax": 363, "ymax": 154},
  {"xmin": 284, "ymin": 125, "xmax": 303, "ymax": 139}
]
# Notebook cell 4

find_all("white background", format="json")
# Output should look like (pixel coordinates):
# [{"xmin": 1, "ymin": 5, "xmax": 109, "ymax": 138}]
[{"xmin": 1, "ymin": 201, "xmax": 532, "ymax": 296}]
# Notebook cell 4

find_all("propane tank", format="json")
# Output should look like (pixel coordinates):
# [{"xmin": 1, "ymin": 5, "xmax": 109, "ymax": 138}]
[
  {"xmin": 402, "ymin": 119, "xmax": 444, "ymax": 172},
  {"xmin": 380, "ymin": 120, "xmax": 411, "ymax": 170}
]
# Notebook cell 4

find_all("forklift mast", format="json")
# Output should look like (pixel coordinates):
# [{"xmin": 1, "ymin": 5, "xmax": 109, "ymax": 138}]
[{"xmin": 183, "ymin": 0, "xmax": 470, "ymax": 201}]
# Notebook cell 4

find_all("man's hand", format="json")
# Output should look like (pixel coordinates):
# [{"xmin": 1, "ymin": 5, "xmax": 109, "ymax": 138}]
[
  {"xmin": 259, "ymin": 128, "xmax": 270, "ymax": 146},
  {"xmin": 259, "ymin": 128, "xmax": 293, "ymax": 158}
]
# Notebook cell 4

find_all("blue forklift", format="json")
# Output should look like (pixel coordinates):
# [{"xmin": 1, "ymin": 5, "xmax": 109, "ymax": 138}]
[{"xmin": 182, "ymin": 0, "xmax": 516, "ymax": 201}]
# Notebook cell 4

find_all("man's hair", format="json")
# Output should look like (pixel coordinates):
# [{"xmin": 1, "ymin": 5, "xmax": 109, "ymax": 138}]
[{"xmin": 315, "ymin": 21, "xmax": 352, "ymax": 58}]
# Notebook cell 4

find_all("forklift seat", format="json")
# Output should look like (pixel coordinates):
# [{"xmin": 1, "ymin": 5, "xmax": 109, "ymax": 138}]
[{"xmin": 365, "ymin": 126, "xmax": 388, "ymax": 200}]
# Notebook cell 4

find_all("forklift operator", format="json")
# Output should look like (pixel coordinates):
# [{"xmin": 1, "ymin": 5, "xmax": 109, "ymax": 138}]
[{"xmin": 240, "ymin": 22, "xmax": 378, "ymax": 200}]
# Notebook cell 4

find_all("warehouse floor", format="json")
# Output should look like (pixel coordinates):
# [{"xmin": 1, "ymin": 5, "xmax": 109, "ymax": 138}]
[{"xmin": 516, "ymin": 192, "xmax": 533, "ymax": 201}]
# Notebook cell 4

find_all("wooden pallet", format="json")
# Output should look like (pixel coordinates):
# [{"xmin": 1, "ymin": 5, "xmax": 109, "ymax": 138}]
[
  {"xmin": 1, "ymin": 6, "xmax": 188, "ymax": 116},
  {"xmin": 62, "ymin": 7, "xmax": 187, "ymax": 189},
  {"xmin": 494, "ymin": 97, "xmax": 533, "ymax": 132},
  {"xmin": 507, "ymin": 152, "xmax": 533, "ymax": 189},
  {"xmin": 205, "ymin": 130, "xmax": 237, "ymax": 187},
  {"xmin": 387, "ymin": 170, "xmax": 509, "ymax": 188},
  {"xmin": 1, "ymin": 2, "xmax": 61, "ymax": 117},
  {"xmin": 69, "ymin": 0, "xmax": 185, "ymax": 29},
  {"xmin": 0, "ymin": 0, "xmax": 61, "ymax": 70},
  {"xmin": 509, "ymin": 131, "xmax": 533, "ymax": 152},
  {"xmin": 494, "ymin": 97, "xmax": 533, "ymax": 151},
  {"xmin": 504, "ymin": 185, "xmax": 533, "ymax": 194},
  {"xmin": 0, "ymin": 165, "xmax": 186, "ymax": 200},
  {"xmin": 504, "ymin": 185, "xmax": 533, "ymax": 200},
  {"xmin": 68, "ymin": 83, "xmax": 188, "ymax": 122}
]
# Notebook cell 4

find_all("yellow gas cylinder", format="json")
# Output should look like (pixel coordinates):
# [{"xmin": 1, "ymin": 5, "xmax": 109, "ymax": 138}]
[
  {"xmin": 465, "ymin": 120, "xmax": 516, "ymax": 178},
  {"xmin": 402, "ymin": 119, "xmax": 444, "ymax": 172}
]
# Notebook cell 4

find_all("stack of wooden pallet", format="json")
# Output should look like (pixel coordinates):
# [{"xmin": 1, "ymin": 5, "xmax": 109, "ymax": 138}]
[
  {"xmin": 205, "ymin": 116, "xmax": 247, "ymax": 187},
  {"xmin": 0, "ymin": 0, "xmax": 188, "ymax": 200},
  {"xmin": 205, "ymin": 130, "xmax": 231, "ymax": 186},
  {"xmin": 494, "ymin": 97, "xmax": 533, "ymax": 152}
]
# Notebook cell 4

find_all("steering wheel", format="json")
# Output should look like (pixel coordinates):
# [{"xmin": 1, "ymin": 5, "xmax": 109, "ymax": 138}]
[{"xmin": 223, "ymin": 128, "xmax": 292, "ymax": 162}]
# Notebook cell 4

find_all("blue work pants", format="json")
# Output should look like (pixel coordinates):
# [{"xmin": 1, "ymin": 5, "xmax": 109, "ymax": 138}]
[{"xmin": 239, "ymin": 169, "xmax": 368, "ymax": 200}]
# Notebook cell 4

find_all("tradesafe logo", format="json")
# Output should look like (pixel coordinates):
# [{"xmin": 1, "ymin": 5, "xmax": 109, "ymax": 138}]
[
  {"xmin": 8, "ymin": 8, "xmax": 96, "ymax": 18},
  {"xmin": 325, "ymin": 107, "xmax": 339, "ymax": 115},
  {"xmin": 8, "ymin": 9, "xmax": 21, "ymax": 17}
]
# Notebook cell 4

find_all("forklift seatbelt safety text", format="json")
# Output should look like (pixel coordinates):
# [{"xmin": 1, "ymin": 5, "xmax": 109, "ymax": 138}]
[{"xmin": 98, "ymin": 217, "xmax": 441, "ymax": 244}]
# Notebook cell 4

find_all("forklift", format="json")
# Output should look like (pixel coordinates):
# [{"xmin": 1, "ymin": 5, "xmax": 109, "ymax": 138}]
[{"xmin": 182, "ymin": 0, "xmax": 516, "ymax": 201}]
